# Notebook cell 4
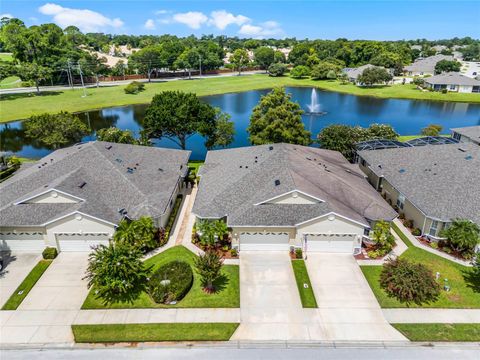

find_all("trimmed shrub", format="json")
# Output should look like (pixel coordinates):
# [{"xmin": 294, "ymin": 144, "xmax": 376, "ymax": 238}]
[
  {"xmin": 380, "ymin": 258, "xmax": 440, "ymax": 305},
  {"xmin": 268, "ymin": 63, "xmax": 287, "ymax": 77},
  {"xmin": 411, "ymin": 228, "xmax": 421, "ymax": 236},
  {"xmin": 148, "ymin": 261, "xmax": 193, "ymax": 304},
  {"xmin": 230, "ymin": 248, "xmax": 238, "ymax": 257},
  {"xmin": 42, "ymin": 247, "xmax": 58, "ymax": 260},
  {"xmin": 295, "ymin": 248, "xmax": 303, "ymax": 259},
  {"xmin": 290, "ymin": 65, "xmax": 310, "ymax": 79},
  {"xmin": 124, "ymin": 81, "xmax": 145, "ymax": 94},
  {"xmin": 403, "ymin": 219, "xmax": 414, "ymax": 228},
  {"xmin": 430, "ymin": 241, "xmax": 439, "ymax": 249}
]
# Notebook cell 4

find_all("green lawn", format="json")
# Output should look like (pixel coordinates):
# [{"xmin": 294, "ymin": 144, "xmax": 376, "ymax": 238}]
[
  {"xmin": 82, "ymin": 245, "xmax": 240, "ymax": 309},
  {"xmin": 1, "ymin": 260, "xmax": 52, "ymax": 310},
  {"xmin": 391, "ymin": 221, "xmax": 414, "ymax": 247},
  {"xmin": 72, "ymin": 323, "xmax": 239, "ymax": 343},
  {"xmin": 361, "ymin": 246, "xmax": 480, "ymax": 308},
  {"xmin": 2, "ymin": 74, "xmax": 479, "ymax": 123},
  {"xmin": 0, "ymin": 75, "xmax": 22, "ymax": 90},
  {"xmin": 291, "ymin": 260, "xmax": 318, "ymax": 308},
  {"xmin": 392, "ymin": 323, "xmax": 480, "ymax": 342},
  {"xmin": 397, "ymin": 134, "xmax": 449, "ymax": 142},
  {"xmin": 188, "ymin": 160, "xmax": 204, "ymax": 173}
]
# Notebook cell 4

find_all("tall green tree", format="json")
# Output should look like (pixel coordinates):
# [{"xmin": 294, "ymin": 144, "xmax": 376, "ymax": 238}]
[
  {"xmin": 247, "ymin": 87, "xmax": 311, "ymax": 145},
  {"xmin": 97, "ymin": 127, "xmax": 150, "ymax": 145},
  {"xmin": 229, "ymin": 48, "xmax": 250, "ymax": 75},
  {"xmin": 142, "ymin": 91, "xmax": 216, "ymax": 149},
  {"xmin": 24, "ymin": 112, "xmax": 89, "ymax": 149},
  {"xmin": 357, "ymin": 67, "xmax": 393, "ymax": 86},
  {"xmin": 174, "ymin": 47, "xmax": 200, "ymax": 79},
  {"xmin": 254, "ymin": 46, "xmax": 275, "ymax": 71},
  {"xmin": 16, "ymin": 63, "xmax": 51, "ymax": 93},
  {"xmin": 311, "ymin": 61, "xmax": 341, "ymax": 80},
  {"xmin": 129, "ymin": 45, "xmax": 163, "ymax": 82},
  {"xmin": 434, "ymin": 59, "xmax": 461, "ymax": 74},
  {"xmin": 205, "ymin": 109, "xmax": 235, "ymax": 149}
]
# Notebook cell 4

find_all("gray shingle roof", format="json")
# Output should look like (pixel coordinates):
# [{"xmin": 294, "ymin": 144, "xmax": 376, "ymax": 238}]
[
  {"xmin": 193, "ymin": 144, "xmax": 396, "ymax": 227},
  {"xmin": 358, "ymin": 143, "xmax": 480, "ymax": 224},
  {"xmin": 451, "ymin": 126, "xmax": 480, "ymax": 144},
  {"xmin": 424, "ymin": 72, "xmax": 480, "ymax": 86},
  {"xmin": 0, "ymin": 142, "xmax": 190, "ymax": 226},
  {"xmin": 343, "ymin": 64, "xmax": 377, "ymax": 80},
  {"xmin": 404, "ymin": 55, "xmax": 453, "ymax": 73}
]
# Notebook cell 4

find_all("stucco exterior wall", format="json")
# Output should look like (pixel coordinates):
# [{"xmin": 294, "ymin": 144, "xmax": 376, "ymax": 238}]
[
  {"xmin": 25, "ymin": 191, "xmax": 79, "ymax": 204},
  {"xmin": 45, "ymin": 213, "xmax": 115, "ymax": 247},
  {"xmin": 268, "ymin": 191, "xmax": 317, "ymax": 204}
]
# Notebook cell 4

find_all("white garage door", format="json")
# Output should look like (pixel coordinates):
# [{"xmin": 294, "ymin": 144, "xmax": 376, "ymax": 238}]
[
  {"xmin": 56, "ymin": 233, "xmax": 110, "ymax": 252},
  {"xmin": 0, "ymin": 232, "xmax": 45, "ymax": 252},
  {"xmin": 305, "ymin": 234, "xmax": 356, "ymax": 253},
  {"xmin": 239, "ymin": 231, "xmax": 290, "ymax": 251}
]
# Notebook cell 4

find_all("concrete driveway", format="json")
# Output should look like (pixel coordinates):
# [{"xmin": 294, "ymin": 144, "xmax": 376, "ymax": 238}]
[
  {"xmin": 305, "ymin": 253, "xmax": 406, "ymax": 341},
  {"xmin": 0, "ymin": 252, "xmax": 41, "ymax": 308},
  {"xmin": 232, "ymin": 252, "xmax": 327, "ymax": 341},
  {"xmin": 18, "ymin": 252, "xmax": 89, "ymax": 310}
]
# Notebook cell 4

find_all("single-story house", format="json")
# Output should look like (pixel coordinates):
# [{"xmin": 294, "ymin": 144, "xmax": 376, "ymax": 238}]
[
  {"xmin": 357, "ymin": 143, "xmax": 480, "ymax": 239},
  {"xmin": 342, "ymin": 64, "xmax": 390, "ymax": 85},
  {"xmin": 423, "ymin": 72, "xmax": 480, "ymax": 93},
  {"xmin": 0, "ymin": 141, "xmax": 190, "ymax": 252},
  {"xmin": 452, "ymin": 125, "xmax": 480, "ymax": 145},
  {"xmin": 404, "ymin": 55, "xmax": 453, "ymax": 76},
  {"xmin": 193, "ymin": 143, "xmax": 396, "ymax": 254}
]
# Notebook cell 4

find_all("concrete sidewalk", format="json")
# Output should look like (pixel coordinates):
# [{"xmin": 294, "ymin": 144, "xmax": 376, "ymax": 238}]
[{"xmin": 383, "ymin": 309, "xmax": 480, "ymax": 323}]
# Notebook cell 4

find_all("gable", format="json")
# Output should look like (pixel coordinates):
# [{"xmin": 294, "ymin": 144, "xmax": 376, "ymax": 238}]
[
  {"xmin": 265, "ymin": 191, "xmax": 319, "ymax": 205},
  {"xmin": 18, "ymin": 190, "xmax": 82, "ymax": 204}
]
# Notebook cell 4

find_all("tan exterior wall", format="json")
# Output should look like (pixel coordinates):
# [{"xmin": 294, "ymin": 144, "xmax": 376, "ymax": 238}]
[
  {"xmin": 45, "ymin": 213, "xmax": 115, "ymax": 247},
  {"xmin": 231, "ymin": 226, "xmax": 296, "ymax": 248},
  {"xmin": 268, "ymin": 191, "xmax": 317, "ymax": 204},
  {"xmin": 25, "ymin": 191, "xmax": 80, "ymax": 204}
]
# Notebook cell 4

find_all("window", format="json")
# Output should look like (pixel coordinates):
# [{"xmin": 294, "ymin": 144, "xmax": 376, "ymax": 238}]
[
  {"xmin": 429, "ymin": 220, "xmax": 439, "ymax": 237},
  {"xmin": 363, "ymin": 228, "xmax": 370, "ymax": 236},
  {"xmin": 360, "ymin": 159, "xmax": 366, "ymax": 167},
  {"xmin": 396, "ymin": 194, "xmax": 405, "ymax": 210},
  {"xmin": 449, "ymin": 85, "xmax": 456, "ymax": 90}
]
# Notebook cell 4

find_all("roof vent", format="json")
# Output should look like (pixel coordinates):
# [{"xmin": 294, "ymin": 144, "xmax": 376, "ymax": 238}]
[
  {"xmin": 105, "ymin": 145, "xmax": 112, "ymax": 150},
  {"xmin": 78, "ymin": 181, "xmax": 87, "ymax": 188},
  {"xmin": 274, "ymin": 179, "xmax": 281, "ymax": 186},
  {"xmin": 465, "ymin": 155, "xmax": 473, "ymax": 160},
  {"xmin": 115, "ymin": 158, "xmax": 122, "ymax": 163},
  {"xmin": 245, "ymin": 166, "xmax": 248, "ymax": 168},
  {"xmin": 378, "ymin": 164, "xmax": 382, "ymax": 168},
  {"xmin": 306, "ymin": 157, "xmax": 312, "ymax": 161},
  {"xmin": 127, "ymin": 168, "xmax": 135, "ymax": 174},
  {"xmin": 399, "ymin": 169, "xmax": 406, "ymax": 174},
  {"xmin": 239, "ymin": 165, "xmax": 243, "ymax": 168},
  {"xmin": 269, "ymin": 146, "xmax": 274, "ymax": 150},
  {"xmin": 158, "ymin": 168, "xmax": 163, "ymax": 171},
  {"xmin": 118, "ymin": 208, "xmax": 127, "ymax": 215}
]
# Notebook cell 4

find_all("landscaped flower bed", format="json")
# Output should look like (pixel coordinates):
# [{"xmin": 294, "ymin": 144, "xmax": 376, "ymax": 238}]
[{"xmin": 418, "ymin": 236, "xmax": 471, "ymax": 261}]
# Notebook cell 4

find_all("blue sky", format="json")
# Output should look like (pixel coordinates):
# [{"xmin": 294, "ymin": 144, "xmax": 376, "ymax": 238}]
[{"xmin": 2, "ymin": 1, "xmax": 479, "ymax": 40}]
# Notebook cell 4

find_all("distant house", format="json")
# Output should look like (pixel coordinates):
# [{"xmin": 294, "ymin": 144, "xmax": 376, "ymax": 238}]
[
  {"xmin": 404, "ymin": 55, "xmax": 453, "ymax": 76},
  {"xmin": 357, "ymin": 143, "xmax": 480, "ymax": 240},
  {"xmin": 423, "ymin": 72, "xmax": 480, "ymax": 93},
  {"xmin": 0, "ymin": 142, "xmax": 190, "ymax": 252},
  {"xmin": 452, "ymin": 126, "xmax": 480, "ymax": 145},
  {"xmin": 342, "ymin": 64, "xmax": 390, "ymax": 85}
]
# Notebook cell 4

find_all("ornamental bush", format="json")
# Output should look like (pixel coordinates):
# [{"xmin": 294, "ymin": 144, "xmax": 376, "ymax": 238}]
[
  {"xmin": 42, "ymin": 247, "xmax": 58, "ymax": 260},
  {"xmin": 124, "ymin": 81, "xmax": 145, "ymax": 94},
  {"xmin": 268, "ymin": 63, "xmax": 287, "ymax": 77},
  {"xmin": 380, "ymin": 258, "xmax": 440, "ymax": 305},
  {"xmin": 290, "ymin": 65, "xmax": 310, "ymax": 79},
  {"xmin": 148, "ymin": 261, "xmax": 193, "ymax": 304}
]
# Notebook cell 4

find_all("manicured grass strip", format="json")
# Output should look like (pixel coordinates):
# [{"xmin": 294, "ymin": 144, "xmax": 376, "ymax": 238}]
[
  {"xmin": 72, "ymin": 323, "xmax": 239, "ymax": 343},
  {"xmin": 82, "ymin": 246, "xmax": 240, "ymax": 309},
  {"xmin": 397, "ymin": 134, "xmax": 449, "ymax": 142},
  {"xmin": 361, "ymin": 246, "xmax": 480, "ymax": 309},
  {"xmin": 392, "ymin": 323, "xmax": 480, "ymax": 342},
  {"xmin": 391, "ymin": 221, "xmax": 413, "ymax": 248},
  {"xmin": 2, "ymin": 75, "xmax": 479, "ymax": 123},
  {"xmin": 291, "ymin": 260, "xmax": 317, "ymax": 308},
  {"xmin": 2, "ymin": 260, "xmax": 52, "ymax": 310}
]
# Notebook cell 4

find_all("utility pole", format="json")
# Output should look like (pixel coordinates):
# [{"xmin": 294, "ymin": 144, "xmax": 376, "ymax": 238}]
[
  {"xmin": 77, "ymin": 63, "xmax": 87, "ymax": 98},
  {"xmin": 67, "ymin": 60, "xmax": 73, "ymax": 89}
]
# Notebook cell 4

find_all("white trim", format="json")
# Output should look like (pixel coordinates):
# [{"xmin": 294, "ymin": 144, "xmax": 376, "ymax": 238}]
[
  {"xmin": 253, "ymin": 189, "xmax": 325, "ymax": 206},
  {"xmin": 14, "ymin": 188, "xmax": 85, "ymax": 205},
  {"xmin": 43, "ymin": 211, "xmax": 117, "ymax": 227},
  {"xmin": 295, "ymin": 212, "xmax": 369, "ymax": 228}
]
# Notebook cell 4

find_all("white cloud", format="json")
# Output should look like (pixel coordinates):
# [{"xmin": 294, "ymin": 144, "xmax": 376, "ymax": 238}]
[
  {"xmin": 238, "ymin": 21, "xmax": 284, "ymax": 38},
  {"xmin": 144, "ymin": 19, "xmax": 156, "ymax": 30},
  {"xmin": 172, "ymin": 11, "xmax": 208, "ymax": 29},
  {"xmin": 208, "ymin": 10, "xmax": 250, "ymax": 30},
  {"xmin": 0, "ymin": 13, "xmax": 14, "ymax": 19},
  {"xmin": 38, "ymin": 3, "xmax": 124, "ymax": 32},
  {"xmin": 155, "ymin": 10, "xmax": 169, "ymax": 15}
]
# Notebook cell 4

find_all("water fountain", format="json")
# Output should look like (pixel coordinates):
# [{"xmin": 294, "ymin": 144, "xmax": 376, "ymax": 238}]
[{"xmin": 305, "ymin": 88, "xmax": 327, "ymax": 115}]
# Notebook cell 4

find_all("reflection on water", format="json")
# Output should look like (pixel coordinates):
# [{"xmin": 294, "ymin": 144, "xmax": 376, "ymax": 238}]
[{"xmin": 1, "ymin": 87, "xmax": 479, "ymax": 160}]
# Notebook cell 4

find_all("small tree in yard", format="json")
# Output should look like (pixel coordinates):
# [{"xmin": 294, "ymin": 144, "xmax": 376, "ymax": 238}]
[
  {"xmin": 440, "ymin": 219, "xmax": 480, "ymax": 257},
  {"xmin": 357, "ymin": 67, "xmax": 392, "ymax": 86},
  {"xmin": 229, "ymin": 49, "xmax": 250, "ymax": 75},
  {"xmin": 85, "ymin": 242, "xmax": 149, "ymax": 303},
  {"xmin": 421, "ymin": 124, "xmax": 443, "ymax": 137},
  {"xmin": 114, "ymin": 217, "xmax": 159, "ymax": 253},
  {"xmin": 196, "ymin": 220, "xmax": 229, "ymax": 248},
  {"xmin": 194, "ymin": 250, "xmax": 224, "ymax": 293},
  {"xmin": 380, "ymin": 258, "xmax": 440, "ymax": 306},
  {"xmin": 290, "ymin": 65, "xmax": 310, "ymax": 79},
  {"xmin": 268, "ymin": 63, "xmax": 287, "ymax": 77},
  {"xmin": 372, "ymin": 221, "xmax": 395, "ymax": 254}
]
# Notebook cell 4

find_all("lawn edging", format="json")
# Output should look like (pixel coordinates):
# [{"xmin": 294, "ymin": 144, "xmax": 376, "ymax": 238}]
[
  {"xmin": 391, "ymin": 221, "xmax": 413, "ymax": 248},
  {"xmin": 392, "ymin": 323, "xmax": 480, "ymax": 342},
  {"xmin": 1, "ymin": 259, "xmax": 52, "ymax": 310},
  {"xmin": 72, "ymin": 323, "xmax": 239, "ymax": 343},
  {"xmin": 291, "ymin": 259, "xmax": 317, "ymax": 308}
]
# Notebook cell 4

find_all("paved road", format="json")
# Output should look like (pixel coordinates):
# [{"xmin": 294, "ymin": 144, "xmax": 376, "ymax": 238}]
[
  {"xmin": 0, "ymin": 71, "xmax": 264, "ymax": 95},
  {"xmin": 3, "ymin": 345, "xmax": 480, "ymax": 360}
]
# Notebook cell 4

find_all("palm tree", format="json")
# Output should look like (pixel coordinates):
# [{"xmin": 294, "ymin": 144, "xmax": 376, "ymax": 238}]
[
  {"xmin": 113, "ymin": 219, "xmax": 136, "ymax": 246},
  {"xmin": 133, "ymin": 216, "xmax": 157, "ymax": 251}
]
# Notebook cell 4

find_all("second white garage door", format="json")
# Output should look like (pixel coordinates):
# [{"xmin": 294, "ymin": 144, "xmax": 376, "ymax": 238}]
[
  {"xmin": 239, "ymin": 231, "xmax": 290, "ymax": 251},
  {"xmin": 305, "ymin": 233, "xmax": 356, "ymax": 253},
  {"xmin": 56, "ymin": 233, "xmax": 111, "ymax": 252}
]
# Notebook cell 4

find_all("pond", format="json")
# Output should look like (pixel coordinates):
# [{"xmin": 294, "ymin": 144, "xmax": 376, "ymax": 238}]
[{"xmin": 1, "ymin": 87, "xmax": 479, "ymax": 160}]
